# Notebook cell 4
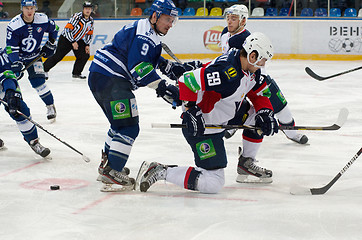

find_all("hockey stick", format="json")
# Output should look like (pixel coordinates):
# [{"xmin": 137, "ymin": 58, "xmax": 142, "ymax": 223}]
[
  {"xmin": 305, "ymin": 66, "xmax": 362, "ymax": 81},
  {"xmin": 152, "ymin": 107, "xmax": 349, "ymax": 131},
  {"xmin": 23, "ymin": 52, "xmax": 46, "ymax": 72},
  {"xmin": 161, "ymin": 42, "xmax": 182, "ymax": 64},
  {"xmin": 290, "ymin": 147, "xmax": 362, "ymax": 195},
  {"xmin": 0, "ymin": 98, "xmax": 90, "ymax": 162}
]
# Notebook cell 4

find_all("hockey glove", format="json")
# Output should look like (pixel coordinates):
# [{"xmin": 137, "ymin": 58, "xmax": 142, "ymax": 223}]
[
  {"xmin": 156, "ymin": 80, "xmax": 182, "ymax": 108},
  {"xmin": 182, "ymin": 105, "xmax": 205, "ymax": 137},
  {"xmin": 10, "ymin": 61, "xmax": 24, "ymax": 80},
  {"xmin": 158, "ymin": 58, "xmax": 185, "ymax": 81},
  {"xmin": 5, "ymin": 89, "xmax": 22, "ymax": 118},
  {"xmin": 255, "ymin": 108, "xmax": 278, "ymax": 136},
  {"xmin": 41, "ymin": 40, "xmax": 56, "ymax": 58},
  {"xmin": 183, "ymin": 60, "xmax": 203, "ymax": 71}
]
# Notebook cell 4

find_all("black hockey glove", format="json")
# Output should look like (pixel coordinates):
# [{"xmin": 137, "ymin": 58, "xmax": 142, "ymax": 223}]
[
  {"xmin": 183, "ymin": 60, "xmax": 203, "ymax": 71},
  {"xmin": 10, "ymin": 61, "xmax": 24, "ymax": 80},
  {"xmin": 158, "ymin": 58, "xmax": 185, "ymax": 81},
  {"xmin": 41, "ymin": 40, "xmax": 56, "ymax": 58},
  {"xmin": 181, "ymin": 105, "xmax": 205, "ymax": 137},
  {"xmin": 255, "ymin": 108, "xmax": 278, "ymax": 136},
  {"xmin": 156, "ymin": 80, "xmax": 182, "ymax": 108},
  {"xmin": 5, "ymin": 89, "xmax": 22, "ymax": 118}
]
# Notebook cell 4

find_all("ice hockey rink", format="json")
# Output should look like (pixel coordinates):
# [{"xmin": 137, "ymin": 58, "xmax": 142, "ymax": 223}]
[{"xmin": 1, "ymin": 59, "xmax": 362, "ymax": 240}]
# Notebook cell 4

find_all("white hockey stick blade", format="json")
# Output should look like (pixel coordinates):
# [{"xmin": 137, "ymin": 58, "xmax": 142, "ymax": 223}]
[
  {"xmin": 290, "ymin": 185, "xmax": 312, "ymax": 195},
  {"xmin": 82, "ymin": 155, "xmax": 91, "ymax": 163},
  {"xmin": 336, "ymin": 108, "xmax": 349, "ymax": 128}
]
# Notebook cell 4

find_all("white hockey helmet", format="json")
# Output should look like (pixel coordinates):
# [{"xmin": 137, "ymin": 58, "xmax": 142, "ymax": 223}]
[
  {"xmin": 224, "ymin": 4, "xmax": 249, "ymax": 25},
  {"xmin": 243, "ymin": 32, "xmax": 274, "ymax": 66}
]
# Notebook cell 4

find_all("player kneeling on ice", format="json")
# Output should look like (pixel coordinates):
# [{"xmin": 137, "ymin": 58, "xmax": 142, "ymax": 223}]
[
  {"xmin": 88, "ymin": 0, "xmax": 186, "ymax": 192},
  {"xmin": 136, "ymin": 32, "xmax": 278, "ymax": 194},
  {"xmin": 0, "ymin": 47, "xmax": 50, "ymax": 157}
]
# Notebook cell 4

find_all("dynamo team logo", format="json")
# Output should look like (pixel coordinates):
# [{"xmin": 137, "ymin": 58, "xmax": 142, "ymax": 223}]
[
  {"xmin": 199, "ymin": 142, "xmax": 211, "ymax": 154},
  {"xmin": 115, "ymin": 102, "xmax": 126, "ymax": 114}
]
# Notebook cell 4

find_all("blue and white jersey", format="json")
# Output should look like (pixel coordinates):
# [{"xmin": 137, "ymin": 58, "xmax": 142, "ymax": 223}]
[
  {"xmin": 6, "ymin": 13, "xmax": 58, "ymax": 62},
  {"xmin": 0, "ymin": 48, "xmax": 18, "ymax": 99},
  {"xmin": 89, "ymin": 19, "xmax": 162, "ymax": 89}
]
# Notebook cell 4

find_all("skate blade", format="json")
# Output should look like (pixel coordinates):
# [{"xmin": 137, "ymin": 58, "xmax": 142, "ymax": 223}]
[
  {"xmin": 135, "ymin": 161, "xmax": 151, "ymax": 191},
  {"xmin": 100, "ymin": 183, "xmax": 134, "ymax": 192},
  {"xmin": 96, "ymin": 174, "xmax": 103, "ymax": 181},
  {"xmin": 236, "ymin": 174, "xmax": 273, "ymax": 184},
  {"xmin": 48, "ymin": 118, "xmax": 56, "ymax": 124}
]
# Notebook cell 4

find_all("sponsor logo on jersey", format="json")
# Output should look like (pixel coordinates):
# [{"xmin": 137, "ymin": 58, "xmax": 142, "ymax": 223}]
[
  {"xmin": 134, "ymin": 62, "xmax": 154, "ymax": 78},
  {"xmin": 110, "ymin": 99, "xmax": 131, "ymax": 119},
  {"xmin": 225, "ymin": 67, "xmax": 237, "ymax": 79},
  {"xmin": 183, "ymin": 72, "xmax": 200, "ymax": 92},
  {"xmin": 196, "ymin": 139, "xmax": 216, "ymax": 160},
  {"xmin": 37, "ymin": 27, "xmax": 42, "ymax": 33},
  {"xmin": 203, "ymin": 26, "xmax": 223, "ymax": 52}
]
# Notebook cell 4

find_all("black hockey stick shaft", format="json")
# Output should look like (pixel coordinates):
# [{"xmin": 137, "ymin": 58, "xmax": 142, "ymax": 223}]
[
  {"xmin": 0, "ymin": 98, "xmax": 90, "ymax": 162},
  {"xmin": 310, "ymin": 147, "xmax": 362, "ymax": 195},
  {"xmin": 161, "ymin": 42, "xmax": 182, "ymax": 64},
  {"xmin": 23, "ymin": 52, "xmax": 46, "ymax": 72},
  {"xmin": 305, "ymin": 66, "xmax": 362, "ymax": 81}
]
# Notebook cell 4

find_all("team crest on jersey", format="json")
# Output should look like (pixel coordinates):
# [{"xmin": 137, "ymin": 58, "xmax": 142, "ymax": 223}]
[
  {"xmin": 37, "ymin": 27, "xmax": 42, "ymax": 33},
  {"xmin": 196, "ymin": 139, "xmax": 216, "ymax": 160},
  {"xmin": 225, "ymin": 67, "xmax": 237, "ymax": 79},
  {"xmin": 21, "ymin": 37, "xmax": 37, "ymax": 53}
]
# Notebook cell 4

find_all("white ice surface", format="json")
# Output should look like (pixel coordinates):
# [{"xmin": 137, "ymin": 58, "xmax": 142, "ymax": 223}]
[{"xmin": 1, "ymin": 60, "xmax": 362, "ymax": 240}]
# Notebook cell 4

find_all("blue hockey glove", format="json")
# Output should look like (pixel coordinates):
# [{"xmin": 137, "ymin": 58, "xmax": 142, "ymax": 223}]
[
  {"xmin": 255, "ymin": 108, "xmax": 278, "ymax": 136},
  {"xmin": 10, "ymin": 61, "xmax": 24, "ymax": 80},
  {"xmin": 5, "ymin": 89, "xmax": 22, "ymax": 118},
  {"xmin": 156, "ymin": 80, "xmax": 182, "ymax": 108},
  {"xmin": 41, "ymin": 40, "xmax": 56, "ymax": 58},
  {"xmin": 182, "ymin": 105, "xmax": 205, "ymax": 137}
]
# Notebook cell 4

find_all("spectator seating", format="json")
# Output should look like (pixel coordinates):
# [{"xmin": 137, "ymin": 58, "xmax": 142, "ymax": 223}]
[
  {"xmin": 265, "ymin": 8, "xmax": 278, "ymax": 16},
  {"xmin": 279, "ymin": 8, "xmax": 290, "ymax": 16},
  {"xmin": 358, "ymin": 8, "xmax": 362, "ymax": 17},
  {"xmin": 143, "ymin": 7, "xmax": 150, "ymax": 15},
  {"xmin": 183, "ymin": 7, "xmax": 195, "ymax": 16},
  {"xmin": 344, "ymin": 8, "xmax": 357, "ymax": 17},
  {"xmin": 301, "ymin": 8, "xmax": 313, "ymax": 16},
  {"xmin": 130, "ymin": 7, "xmax": 142, "ymax": 16},
  {"xmin": 330, "ymin": 8, "xmax": 341, "ymax": 17},
  {"xmin": 209, "ymin": 7, "xmax": 222, "ymax": 16},
  {"xmin": 135, "ymin": 0, "xmax": 146, "ymax": 3},
  {"xmin": 251, "ymin": 7, "xmax": 264, "ymax": 16},
  {"xmin": 314, "ymin": 8, "xmax": 327, "ymax": 17},
  {"xmin": 196, "ymin": 7, "xmax": 208, "ymax": 16}
]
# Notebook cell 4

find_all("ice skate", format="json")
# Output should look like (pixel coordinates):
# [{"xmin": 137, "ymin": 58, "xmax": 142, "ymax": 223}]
[
  {"xmin": 282, "ymin": 130, "xmax": 308, "ymax": 144},
  {"xmin": 100, "ymin": 166, "xmax": 135, "ymax": 192},
  {"xmin": 236, "ymin": 148, "xmax": 272, "ymax": 183},
  {"xmin": 136, "ymin": 161, "xmax": 167, "ymax": 192},
  {"xmin": 224, "ymin": 129, "xmax": 238, "ymax": 139},
  {"xmin": 72, "ymin": 74, "xmax": 87, "ymax": 81},
  {"xmin": 46, "ymin": 104, "xmax": 56, "ymax": 122},
  {"xmin": 29, "ymin": 138, "xmax": 51, "ymax": 158},
  {"xmin": 97, "ymin": 150, "xmax": 129, "ymax": 181}
]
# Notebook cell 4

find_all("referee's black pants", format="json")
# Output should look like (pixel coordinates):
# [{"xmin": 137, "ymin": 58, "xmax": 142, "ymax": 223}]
[{"xmin": 44, "ymin": 35, "xmax": 90, "ymax": 75}]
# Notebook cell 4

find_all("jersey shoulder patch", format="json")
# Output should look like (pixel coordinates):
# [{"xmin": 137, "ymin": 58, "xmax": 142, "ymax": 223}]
[
  {"xmin": 136, "ymin": 19, "xmax": 160, "ymax": 46},
  {"xmin": 34, "ymin": 13, "xmax": 49, "ymax": 24},
  {"xmin": 7, "ymin": 15, "xmax": 25, "ymax": 31}
]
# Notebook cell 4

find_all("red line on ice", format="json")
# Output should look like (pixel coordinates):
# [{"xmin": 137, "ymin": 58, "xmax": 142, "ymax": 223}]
[{"xmin": 0, "ymin": 161, "xmax": 43, "ymax": 177}]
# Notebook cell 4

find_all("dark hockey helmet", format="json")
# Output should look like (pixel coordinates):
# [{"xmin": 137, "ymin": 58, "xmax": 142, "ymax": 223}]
[
  {"xmin": 21, "ymin": 0, "xmax": 37, "ymax": 9},
  {"xmin": 83, "ymin": 1, "xmax": 93, "ymax": 8},
  {"xmin": 150, "ymin": 0, "xmax": 178, "ymax": 19}
]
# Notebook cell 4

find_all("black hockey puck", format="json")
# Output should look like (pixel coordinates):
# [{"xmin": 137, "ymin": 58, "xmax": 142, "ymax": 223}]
[{"xmin": 50, "ymin": 185, "xmax": 60, "ymax": 190}]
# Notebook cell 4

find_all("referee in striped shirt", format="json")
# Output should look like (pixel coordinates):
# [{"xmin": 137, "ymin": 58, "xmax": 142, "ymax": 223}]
[{"xmin": 44, "ymin": 1, "xmax": 94, "ymax": 79}]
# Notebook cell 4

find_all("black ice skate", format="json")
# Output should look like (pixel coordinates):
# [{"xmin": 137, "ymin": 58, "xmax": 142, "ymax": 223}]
[
  {"xmin": 97, "ymin": 150, "xmax": 129, "ymax": 181},
  {"xmin": 136, "ymin": 161, "xmax": 167, "ymax": 192},
  {"xmin": 101, "ymin": 166, "xmax": 135, "ymax": 192},
  {"xmin": 72, "ymin": 74, "xmax": 86, "ymax": 80},
  {"xmin": 236, "ymin": 147, "xmax": 272, "ymax": 183},
  {"xmin": 29, "ymin": 138, "xmax": 51, "ymax": 158},
  {"xmin": 0, "ymin": 139, "xmax": 4, "ymax": 150}
]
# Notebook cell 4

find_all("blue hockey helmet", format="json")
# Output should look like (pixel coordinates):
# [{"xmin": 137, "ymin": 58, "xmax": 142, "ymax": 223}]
[
  {"xmin": 21, "ymin": 0, "xmax": 37, "ymax": 9},
  {"xmin": 149, "ymin": 0, "xmax": 178, "ymax": 19}
]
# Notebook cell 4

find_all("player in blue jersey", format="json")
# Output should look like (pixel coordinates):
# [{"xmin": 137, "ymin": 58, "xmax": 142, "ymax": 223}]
[
  {"xmin": 0, "ymin": 47, "xmax": 50, "ymax": 157},
  {"xmin": 88, "ymin": 0, "xmax": 185, "ymax": 192},
  {"xmin": 6, "ymin": 0, "xmax": 58, "ymax": 122},
  {"xmin": 220, "ymin": 4, "xmax": 308, "ymax": 144},
  {"xmin": 136, "ymin": 32, "xmax": 278, "ymax": 193}
]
